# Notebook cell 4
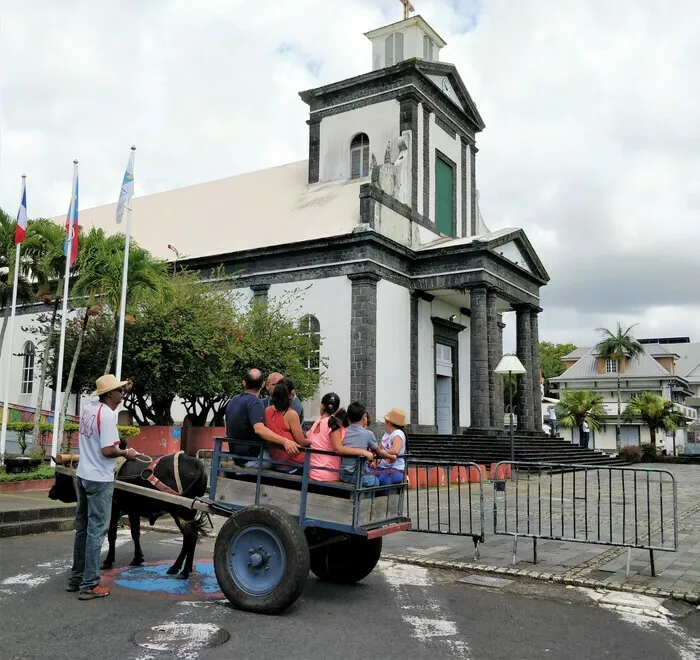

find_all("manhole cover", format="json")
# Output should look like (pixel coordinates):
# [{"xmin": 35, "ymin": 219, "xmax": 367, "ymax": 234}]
[
  {"xmin": 134, "ymin": 623, "xmax": 230, "ymax": 652},
  {"xmin": 458, "ymin": 574, "xmax": 514, "ymax": 588}
]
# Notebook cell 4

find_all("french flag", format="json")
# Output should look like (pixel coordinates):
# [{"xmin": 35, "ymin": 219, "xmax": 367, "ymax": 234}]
[
  {"xmin": 15, "ymin": 176, "xmax": 27, "ymax": 244},
  {"xmin": 64, "ymin": 167, "xmax": 79, "ymax": 267}
]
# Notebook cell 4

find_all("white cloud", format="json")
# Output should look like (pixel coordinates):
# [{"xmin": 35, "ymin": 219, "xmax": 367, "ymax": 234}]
[{"xmin": 1, "ymin": 0, "xmax": 698, "ymax": 347}]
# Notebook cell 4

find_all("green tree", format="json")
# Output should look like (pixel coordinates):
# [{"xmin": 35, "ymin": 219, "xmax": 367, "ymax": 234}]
[
  {"xmin": 595, "ymin": 323, "xmax": 644, "ymax": 447},
  {"xmin": 556, "ymin": 390, "xmax": 607, "ymax": 445},
  {"xmin": 539, "ymin": 341, "xmax": 577, "ymax": 396},
  {"xmin": 623, "ymin": 391, "xmax": 685, "ymax": 446}
]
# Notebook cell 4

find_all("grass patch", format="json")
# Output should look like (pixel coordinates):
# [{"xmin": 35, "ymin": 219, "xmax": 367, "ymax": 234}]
[{"xmin": 0, "ymin": 465, "xmax": 56, "ymax": 483}]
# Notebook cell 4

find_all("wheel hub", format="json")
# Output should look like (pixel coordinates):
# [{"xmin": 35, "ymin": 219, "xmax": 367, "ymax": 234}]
[{"xmin": 248, "ymin": 547, "xmax": 269, "ymax": 570}]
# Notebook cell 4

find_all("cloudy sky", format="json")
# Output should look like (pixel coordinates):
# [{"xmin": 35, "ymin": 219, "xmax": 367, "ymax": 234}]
[{"xmin": 0, "ymin": 0, "xmax": 698, "ymax": 350}]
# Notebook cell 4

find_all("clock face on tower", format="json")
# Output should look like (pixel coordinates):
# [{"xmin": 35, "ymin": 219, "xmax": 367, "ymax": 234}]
[{"xmin": 441, "ymin": 77, "xmax": 450, "ymax": 93}]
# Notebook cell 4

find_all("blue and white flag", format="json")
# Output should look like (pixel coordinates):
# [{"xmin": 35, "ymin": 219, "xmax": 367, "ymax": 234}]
[{"xmin": 116, "ymin": 149, "xmax": 135, "ymax": 224}]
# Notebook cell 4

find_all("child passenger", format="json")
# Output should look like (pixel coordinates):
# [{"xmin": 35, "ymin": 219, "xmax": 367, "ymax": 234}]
[
  {"xmin": 375, "ymin": 407, "xmax": 406, "ymax": 485},
  {"xmin": 334, "ymin": 401, "xmax": 394, "ymax": 487}
]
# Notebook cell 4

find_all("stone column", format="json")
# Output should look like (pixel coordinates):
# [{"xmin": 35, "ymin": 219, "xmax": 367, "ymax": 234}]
[
  {"xmin": 251, "ymin": 283, "xmax": 270, "ymax": 305},
  {"xmin": 409, "ymin": 291, "xmax": 420, "ymax": 428},
  {"xmin": 515, "ymin": 305, "xmax": 534, "ymax": 431},
  {"xmin": 469, "ymin": 285, "xmax": 490, "ymax": 428},
  {"xmin": 487, "ymin": 289, "xmax": 500, "ymax": 427},
  {"xmin": 349, "ymin": 273, "xmax": 380, "ymax": 425},
  {"xmin": 530, "ymin": 308, "xmax": 542, "ymax": 432},
  {"xmin": 470, "ymin": 146, "xmax": 478, "ymax": 236},
  {"xmin": 496, "ymin": 315, "xmax": 505, "ymax": 427},
  {"xmin": 307, "ymin": 118, "xmax": 321, "ymax": 184},
  {"xmin": 423, "ymin": 105, "xmax": 432, "ymax": 219}
]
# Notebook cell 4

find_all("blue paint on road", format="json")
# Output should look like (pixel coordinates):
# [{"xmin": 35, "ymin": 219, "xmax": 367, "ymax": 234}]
[{"xmin": 115, "ymin": 561, "xmax": 220, "ymax": 595}]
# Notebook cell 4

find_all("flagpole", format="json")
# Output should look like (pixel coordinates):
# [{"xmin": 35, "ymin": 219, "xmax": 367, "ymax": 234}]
[
  {"xmin": 115, "ymin": 145, "xmax": 135, "ymax": 382},
  {"xmin": 51, "ymin": 160, "xmax": 78, "ymax": 460},
  {"xmin": 0, "ymin": 238, "xmax": 22, "ymax": 469}
]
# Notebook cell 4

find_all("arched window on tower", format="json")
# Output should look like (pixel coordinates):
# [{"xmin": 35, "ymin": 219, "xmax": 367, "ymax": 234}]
[
  {"xmin": 300, "ymin": 315, "xmax": 321, "ymax": 373},
  {"xmin": 350, "ymin": 133, "xmax": 370, "ymax": 180},
  {"xmin": 21, "ymin": 341, "xmax": 35, "ymax": 395}
]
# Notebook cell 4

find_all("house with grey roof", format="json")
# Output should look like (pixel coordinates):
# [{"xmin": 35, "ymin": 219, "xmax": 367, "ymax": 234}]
[{"xmin": 551, "ymin": 340, "xmax": 698, "ymax": 453}]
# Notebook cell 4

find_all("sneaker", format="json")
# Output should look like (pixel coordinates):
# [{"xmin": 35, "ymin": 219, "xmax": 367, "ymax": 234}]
[
  {"xmin": 78, "ymin": 585, "xmax": 110, "ymax": 600},
  {"xmin": 66, "ymin": 584, "xmax": 79, "ymax": 593}
]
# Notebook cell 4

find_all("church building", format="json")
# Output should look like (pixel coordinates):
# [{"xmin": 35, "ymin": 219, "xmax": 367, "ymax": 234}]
[{"xmin": 6, "ymin": 10, "xmax": 549, "ymax": 436}]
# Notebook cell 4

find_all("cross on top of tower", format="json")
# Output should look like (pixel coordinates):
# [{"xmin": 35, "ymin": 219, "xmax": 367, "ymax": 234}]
[{"xmin": 399, "ymin": 0, "xmax": 415, "ymax": 21}]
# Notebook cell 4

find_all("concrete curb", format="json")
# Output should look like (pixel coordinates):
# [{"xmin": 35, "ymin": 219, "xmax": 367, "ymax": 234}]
[{"xmin": 382, "ymin": 553, "xmax": 700, "ymax": 606}]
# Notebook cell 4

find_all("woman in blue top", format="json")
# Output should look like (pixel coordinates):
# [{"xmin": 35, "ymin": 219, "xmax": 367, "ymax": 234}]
[{"xmin": 376, "ymin": 407, "xmax": 406, "ymax": 486}]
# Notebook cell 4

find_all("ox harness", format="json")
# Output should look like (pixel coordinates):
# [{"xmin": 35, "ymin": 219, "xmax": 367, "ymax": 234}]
[{"xmin": 139, "ymin": 451, "xmax": 185, "ymax": 496}]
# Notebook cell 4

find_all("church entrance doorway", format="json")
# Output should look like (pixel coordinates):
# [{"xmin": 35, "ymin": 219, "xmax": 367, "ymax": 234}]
[{"xmin": 435, "ymin": 343, "xmax": 454, "ymax": 435}]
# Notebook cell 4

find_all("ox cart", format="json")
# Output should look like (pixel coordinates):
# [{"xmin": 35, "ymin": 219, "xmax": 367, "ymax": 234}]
[{"xmin": 57, "ymin": 438, "xmax": 410, "ymax": 614}]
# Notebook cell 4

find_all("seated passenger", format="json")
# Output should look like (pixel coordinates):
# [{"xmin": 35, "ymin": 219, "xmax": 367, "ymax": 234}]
[
  {"xmin": 265, "ymin": 382, "xmax": 310, "ymax": 474},
  {"xmin": 376, "ymin": 408, "xmax": 406, "ymax": 485},
  {"xmin": 335, "ymin": 402, "xmax": 394, "ymax": 488},
  {"xmin": 308, "ymin": 393, "xmax": 342, "ymax": 482},
  {"xmin": 225, "ymin": 368, "xmax": 299, "ymax": 468}
]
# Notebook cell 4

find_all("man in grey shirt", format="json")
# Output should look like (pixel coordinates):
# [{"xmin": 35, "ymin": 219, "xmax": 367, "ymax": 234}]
[{"xmin": 261, "ymin": 373, "xmax": 304, "ymax": 425}]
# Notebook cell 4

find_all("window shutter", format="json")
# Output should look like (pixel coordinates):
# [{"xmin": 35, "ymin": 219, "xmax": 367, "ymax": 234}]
[
  {"xmin": 395, "ymin": 32, "xmax": 404, "ymax": 62},
  {"xmin": 385, "ymin": 34, "xmax": 394, "ymax": 66},
  {"xmin": 435, "ymin": 156, "xmax": 455, "ymax": 236}
]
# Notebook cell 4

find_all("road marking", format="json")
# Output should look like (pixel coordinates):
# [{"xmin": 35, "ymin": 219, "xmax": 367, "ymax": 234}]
[{"xmin": 378, "ymin": 560, "xmax": 472, "ymax": 659}]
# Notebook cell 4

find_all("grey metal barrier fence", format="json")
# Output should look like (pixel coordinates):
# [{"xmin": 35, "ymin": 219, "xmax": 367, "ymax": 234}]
[
  {"xmin": 405, "ymin": 460, "xmax": 485, "ymax": 559},
  {"xmin": 492, "ymin": 461, "xmax": 678, "ymax": 576}
]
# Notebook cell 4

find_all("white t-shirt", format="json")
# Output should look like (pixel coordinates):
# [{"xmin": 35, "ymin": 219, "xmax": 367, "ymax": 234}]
[
  {"xmin": 379, "ymin": 429, "xmax": 406, "ymax": 470},
  {"xmin": 76, "ymin": 400, "xmax": 120, "ymax": 482}
]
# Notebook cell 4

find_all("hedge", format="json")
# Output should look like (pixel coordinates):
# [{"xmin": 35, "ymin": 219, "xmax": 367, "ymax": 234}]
[
  {"xmin": 0, "ymin": 465, "xmax": 56, "ymax": 483},
  {"xmin": 6, "ymin": 421, "xmax": 140, "ymax": 439}
]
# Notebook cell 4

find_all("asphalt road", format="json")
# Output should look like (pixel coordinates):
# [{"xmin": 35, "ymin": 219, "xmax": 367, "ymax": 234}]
[{"xmin": 1, "ymin": 529, "xmax": 700, "ymax": 660}]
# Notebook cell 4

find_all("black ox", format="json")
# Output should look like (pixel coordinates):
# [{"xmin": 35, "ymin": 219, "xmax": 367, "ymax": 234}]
[{"xmin": 49, "ymin": 451, "xmax": 209, "ymax": 579}]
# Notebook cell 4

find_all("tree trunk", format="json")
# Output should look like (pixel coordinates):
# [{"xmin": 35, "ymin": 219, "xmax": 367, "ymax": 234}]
[
  {"xmin": 32, "ymin": 299, "xmax": 60, "ymax": 447},
  {"xmin": 649, "ymin": 426, "xmax": 656, "ymax": 446},
  {"xmin": 616, "ymin": 369, "xmax": 622, "ymax": 448},
  {"xmin": 0, "ymin": 300, "xmax": 11, "ymax": 358},
  {"xmin": 104, "ymin": 314, "xmax": 119, "ymax": 375},
  {"xmin": 59, "ymin": 308, "xmax": 90, "ymax": 430},
  {"xmin": 578, "ymin": 424, "xmax": 585, "ymax": 447}
]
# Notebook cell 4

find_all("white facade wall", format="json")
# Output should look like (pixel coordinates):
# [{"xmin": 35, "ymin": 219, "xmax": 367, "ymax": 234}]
[
  {"xmin": 429, "ymin": 117, "xmax": 462, "ymax": 232},
  {"xmin": 458, "ymin": 321, "xmax": 471, "ymax": 427},
  {"xmin": 376, "ymin": 280, "xmax": 411, "ymax": 422},
  {"xmin": 319, "ymin": 101, "xmax": 400, "ymax": 183},
  {"xmin": 268, "ymin": 277, "xmax": 352, "ymax": 415},
  {"xmin": 375, "ymin": 206, "xmax": 411, "ymax": 245}
]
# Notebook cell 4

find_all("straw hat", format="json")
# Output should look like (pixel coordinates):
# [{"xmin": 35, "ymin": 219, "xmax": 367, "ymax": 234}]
[
  {"xmin": 384, "ymin": 407, "xmax": 406, "ymax": 427},
  {"xmin": 92, "ymin": 374, "xmax": 129, "ymax": 397}
]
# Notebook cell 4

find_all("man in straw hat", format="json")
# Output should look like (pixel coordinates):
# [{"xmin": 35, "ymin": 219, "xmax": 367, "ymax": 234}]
[{"xmin": 67, "ymin": 374, "xmax": 140, "ymax": 600}]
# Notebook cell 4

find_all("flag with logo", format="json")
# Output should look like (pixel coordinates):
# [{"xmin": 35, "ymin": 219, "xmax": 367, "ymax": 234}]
[
  {"xmin": 64, "ymin": 170, "xmax": 79, "ymax": 267},
  {"xmin": 15, "ymin": 177, "xmax": 27, "ymax": 244},
  {"xmin": 116, "ymin": 149, "xmax": 134, "ymax": 224}
]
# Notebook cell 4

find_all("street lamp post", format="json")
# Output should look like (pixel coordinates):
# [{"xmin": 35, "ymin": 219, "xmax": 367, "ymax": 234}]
[{"xmin": 495, "ymin": 355, "xmax": 527, "ymax": 481}]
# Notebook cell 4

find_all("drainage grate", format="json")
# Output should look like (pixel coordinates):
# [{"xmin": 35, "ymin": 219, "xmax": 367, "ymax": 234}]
[
  {"xmin": 134, "ymin": 623, "xmax": 230, "ymax": 653},
  {"xmin": 458, "ymin": 574, "xmax": 514, "ymax": 589}
]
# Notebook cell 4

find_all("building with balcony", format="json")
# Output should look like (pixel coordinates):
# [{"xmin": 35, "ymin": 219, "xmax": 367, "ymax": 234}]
[{"xmin": 551, "ymin": 340, "xmax": 698, "ymax": 452}]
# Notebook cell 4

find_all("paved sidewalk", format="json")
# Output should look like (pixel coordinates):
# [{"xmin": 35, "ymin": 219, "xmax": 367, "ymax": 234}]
[
  {"xmin": 386, "ymin": 462, "xmax": 700, "ymax": 596},
  {"xmin": 0, "ymin": 490, "xmax": 73, "ymax": 514}
]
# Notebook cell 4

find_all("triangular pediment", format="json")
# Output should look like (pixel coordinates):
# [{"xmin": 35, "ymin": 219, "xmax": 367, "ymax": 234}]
[
  {"xmin": 481, "ymin": 229, "xmax": 550, "ymax": 283},
  {"xmin": 415, "ymin": 61, "xmax": 485, "ymax": 132}
]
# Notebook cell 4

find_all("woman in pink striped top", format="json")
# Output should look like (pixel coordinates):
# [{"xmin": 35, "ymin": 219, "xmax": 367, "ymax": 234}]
[{"xmin": 308, "ymin": 393, "xmax": 343, "ymax": 482}]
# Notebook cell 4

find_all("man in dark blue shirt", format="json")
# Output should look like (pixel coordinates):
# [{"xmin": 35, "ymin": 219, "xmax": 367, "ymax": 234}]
[{"xmin": 225, "ymin": 369, "xmax": 299, "ymax": 462}]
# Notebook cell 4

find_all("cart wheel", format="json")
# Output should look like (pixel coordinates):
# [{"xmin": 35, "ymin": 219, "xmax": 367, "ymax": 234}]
[
  {"xmin": 310, "ymin": 536, "xmax": 382, "ymax": 584},
  {"xmin": 214, "ymin": 505, "xmax": 309, "ymax": 614}
]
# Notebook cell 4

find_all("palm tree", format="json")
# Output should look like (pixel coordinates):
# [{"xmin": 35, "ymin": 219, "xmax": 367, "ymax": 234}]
[
  {"xmin": 623, "ymin": 391, "xmax": 685, "ymax": 447},
  {"xmin": 595, "ymin": 323, "xmax": 644, "ymax": 448},
  {"xmin": 556, "ymin": 390, "xmax": 607, "ymax": 446},
  {"xmin": 23, "ymin": 219, "xmax": 69, "ymax": 444}
]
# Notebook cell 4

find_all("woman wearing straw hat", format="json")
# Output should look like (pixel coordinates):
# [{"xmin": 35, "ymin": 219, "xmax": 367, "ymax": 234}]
[
  {"xmin": 67, "ymin": 374, "xmax": 139, "ymax": 600},
  {"xmin": 375, "ymin": 408, "xmax": 406, "ymax": 486}
]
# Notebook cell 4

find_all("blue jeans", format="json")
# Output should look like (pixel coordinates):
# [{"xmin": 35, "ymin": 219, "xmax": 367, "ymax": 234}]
[
  {"xmin": 340, "ymin": 469, "xmax": 378, "ymax": 488},
  {"xmin": 376, "ymin": 468, "xmax": 404, "ymax": 486},
  {"xmin": 69, "ymin": 478, "xmax": 114, "ymax": 591}
]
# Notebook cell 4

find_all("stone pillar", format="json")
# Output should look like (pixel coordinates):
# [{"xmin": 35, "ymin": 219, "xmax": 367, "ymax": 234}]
[
  {"xmin": 399, "ymin": 94, "xmax": 420, "ymax": 212},
  {"xmin": 515, "ymin": 305, "xmax": 534, "ymax": 431},
  {"xmin": 349, "ymin": 273, "xmax": 380, "ymax": 425},
  {"xmin": 423, "ymin": 105, "xmax": 432, "ymax": 220},
  {"xmin": 307, "ymin": 118, "xmax": 321, "ymax": 184},
  {"xmin": 409, "ymin": 291, "xmax": 419, "ymax": 428},
  {"xmin": 530, "ymin": 308, "xmax": 542, "ymax": 432},
  {"xmin": 487, "ymin": 289, "xmax": 500, "ymax": 427},
  {"xmin": 251, "ymin": 283, "xmax": 270, "ymax": 304},
  {"xmin": 470, "ymin": 146, "xmax": 478, "ymax": 236},
  {"xmin": 469, "ymin": 285, "xmax": 490, "ymax": 428},
  {"xmin": 496, "ymin": 315, "xmax": 505, "ymax": 427}
]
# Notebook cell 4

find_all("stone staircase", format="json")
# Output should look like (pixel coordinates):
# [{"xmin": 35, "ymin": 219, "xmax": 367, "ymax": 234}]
[
  {"xmin": 0, "ymin": 504, "xmax": 75, "ymax": 539},
  {"xmin": 407, "ymin": 430, "xmax": 628, "ymax": 467}
]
